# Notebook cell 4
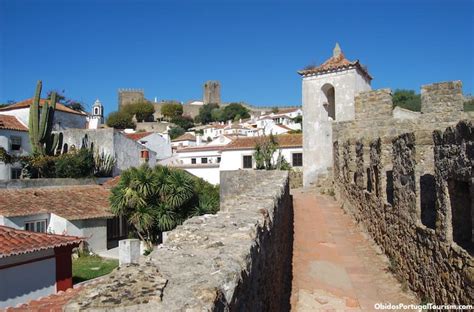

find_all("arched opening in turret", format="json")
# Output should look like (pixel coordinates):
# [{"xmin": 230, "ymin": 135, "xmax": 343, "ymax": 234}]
[
  {"xmin": 94, "ymin": 107, "xmax": 99, "ymax": 115},
  {"xmin": 321, "ymin": 83, "xmax": 336, "ymax": 120}
]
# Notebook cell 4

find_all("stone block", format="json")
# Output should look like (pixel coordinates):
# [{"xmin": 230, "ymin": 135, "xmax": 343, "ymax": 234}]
[{"xmin": 119, "ymin": 239, "xmax": 140, "ymax": 266}]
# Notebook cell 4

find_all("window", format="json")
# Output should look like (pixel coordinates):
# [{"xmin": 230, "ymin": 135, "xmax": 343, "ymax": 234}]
[
  {"xmin": 11, "ymin": 168, "xmax": 21, "ymax": 179},
  {"xmin": 243, "ymin": 155, "xmax": 253, "ymax": 169},
  {"xmin": 292, "ymin": 153, "xmax": 303, "ymax": 167},
  {"xmin": 10, "ymin": 136, "xmax": 21, "ymax": 151},
  {"xmin": 191, "ymin": 158, "xmax": 196, "ymax": 164},
  {"xmin": 201, "ymin": 157, "xmax": 208, "ymax": 164},
  {"xmin": 25, "ymin": 220, "xmax": 47, "ymax": 233},
  {"xmin": 217, "ymin": 157, "xmax": 221, "ymax": 163},
  {"xmin": 448, "ymin": 179, "xmax": 472, "ymax": 252}
]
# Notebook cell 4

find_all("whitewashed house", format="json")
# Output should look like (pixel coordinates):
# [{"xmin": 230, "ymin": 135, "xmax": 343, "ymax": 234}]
[
  {"xmin": 61, "ymin": 128, "xmax": 157, "ymax": 176},
  {"xmin": 220, "ymin": 134, "xmax": 303, "ymax": 171},
  {"xmin": 0, "ymin": 115, "xmax": 30, "ymax": 180},
  {"xmin": 0, "ymin": 98, "xmax": 88, "ymax": 130},
  {"xmin": 171, "ymin": 133, "xmax": 196, "ymax": 149},
  {"xmin": 0, "ymin": 226, "xmax": 82, "ymax": 308},
  {"xmin": 171, "ymin": 134, "xmax": 302, "ymax": 185},
  {"xmin": 0, "ymin": 184, "xmax": 115, "ymax": 252},
  {"xmin": 125, "ymin": 132, "xmax": 172, "ymax": 160}
]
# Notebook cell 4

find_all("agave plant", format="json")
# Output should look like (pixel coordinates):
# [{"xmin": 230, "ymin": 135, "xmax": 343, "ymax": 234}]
[{"xmin": 94, "ymin": 151, "xmax": 116, "ymax": 177}]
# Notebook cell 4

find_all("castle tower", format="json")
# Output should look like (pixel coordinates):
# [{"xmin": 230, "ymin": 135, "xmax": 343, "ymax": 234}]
[
  {"xmin": 298, "ymin": 43, "xmax": 372, "ymax": 187},
  {"xmin": 88, "ymin": 99, "xmax": 104, "ymax": 129},
  {"xmin": 118, "ymin": 89, "xmax": 145, "ymax": 110},
  {"xmin": 203, "ymin": 81, "xmax": 221, "ymax": 104}
]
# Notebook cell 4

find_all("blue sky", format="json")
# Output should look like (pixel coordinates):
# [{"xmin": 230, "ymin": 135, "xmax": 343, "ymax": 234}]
[{"xmin": 0, "ymin": 0, "xmax": 473, "ymax": 116}]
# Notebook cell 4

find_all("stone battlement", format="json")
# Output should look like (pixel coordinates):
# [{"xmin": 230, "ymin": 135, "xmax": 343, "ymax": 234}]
[
  {"xmin": 63, "ymin": 170, "xmax": 293, "ymax": 311},
  {"xmin": 353, "ymin": 81, "xmax": 464, "ymax": 121},
  {"xmin": 332, "ymin": 120, "xmax": 474, "ymax": 305}
]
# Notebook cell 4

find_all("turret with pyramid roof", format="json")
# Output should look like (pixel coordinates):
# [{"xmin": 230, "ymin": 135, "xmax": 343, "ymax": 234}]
[{"xmin": 299, "ymin": 43, "xmax": 372, "ymax": 187}]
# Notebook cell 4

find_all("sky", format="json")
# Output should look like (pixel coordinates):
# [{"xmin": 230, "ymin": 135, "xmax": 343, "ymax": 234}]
[{"xmin": 0, "ymin": 0, "xmax": 473, "ymax": 115}]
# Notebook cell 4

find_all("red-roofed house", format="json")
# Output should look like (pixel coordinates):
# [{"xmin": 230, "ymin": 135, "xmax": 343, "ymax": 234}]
[
  {"xmin": 220, "ymin": 134, "xmax": 303, "ymax": 171},
  {"xmin": 0, "ymin": 115, "xmax": 30, "ymax": 180},
  {"xmin": 125, "ymin": 131, "xmax": 172, "ymax": 160},
  {"xmin": 0, "ymin": 98, "xmax": 88, "ymax": 131},
  {"xmin": 0, "ymin": 225, "xmax": 82, "ymax": 308},
  {"xmin": 0, "ymin": 185, "xmax": 115, "ymax": 252}
]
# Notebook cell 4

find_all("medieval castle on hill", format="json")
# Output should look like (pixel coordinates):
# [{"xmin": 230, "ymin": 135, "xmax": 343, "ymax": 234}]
[{"xmin": 117, "ymin": 80, "xmax": 300, "ymax": 120}]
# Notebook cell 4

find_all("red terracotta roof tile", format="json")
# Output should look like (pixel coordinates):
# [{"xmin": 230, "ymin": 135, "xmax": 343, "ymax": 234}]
[
  {"xmin": 0, "ymin": 115, "xmax": 28, "ymax": 132},
  {"xmin": 0, "ymin": 226, "xmax": 82, "ymax": 258},
  {"xmin": 177, "ymin": 145, "xmax": 226, "ymax": 153},
  {"xmin": 298, "ymin": 48, "xmax": 371, "ymax": 79},
  {"xmin": 0, "ymin": 98, "xmax": 87, "ymax": 116},
  {"xmin": 172, "ymin": 133, "xmax": 196, "ymax": 142},
  {"xmin": 223, "ymin": 134, "xmax": 302, "ymax": 150},
  {"xmin": 124, "ymin": 132, "xmax": 152, "ymax": 141},
  {"xmin": 0, "ymin": 185, "xmax": 114, "ymax": 221},
  {"xmin": 6, "ymin": 286, "xmax": 84, "ymax": 311}
]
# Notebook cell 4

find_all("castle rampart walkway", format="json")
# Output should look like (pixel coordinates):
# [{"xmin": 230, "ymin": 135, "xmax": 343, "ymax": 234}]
[{"xmin": 291, "ymin": 190, "xmax": 418, "ymax": 311}]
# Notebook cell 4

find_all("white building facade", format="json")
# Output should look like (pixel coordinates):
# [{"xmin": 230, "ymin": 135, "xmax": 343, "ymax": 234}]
[
  {"xmin": 299, "ymin": 43, "xmax": 372, "ymax": 187},
  {"xmin": 0, "ymin": 115, "xmax": 31, "ymax": 180}
]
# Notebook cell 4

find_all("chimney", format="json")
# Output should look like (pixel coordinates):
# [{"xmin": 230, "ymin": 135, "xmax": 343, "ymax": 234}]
[
  {"xmin": 196, "ymin": 134, "xmax": 202, "ymax": 145},
  {"xmin": 228, "ymin": 120, "xmax": 232, "ymax": 126}
]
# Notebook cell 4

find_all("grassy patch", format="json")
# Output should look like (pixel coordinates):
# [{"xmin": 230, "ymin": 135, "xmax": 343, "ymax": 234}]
[{"xmin": 72, "ymin": 255, "xmax": 118, "ymax": 284}]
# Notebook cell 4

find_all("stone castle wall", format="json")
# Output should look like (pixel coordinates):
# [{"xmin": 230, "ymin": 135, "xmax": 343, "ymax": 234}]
[
  {"xmin": 65, "ymin": 170, "xmax": 293, "ymax": 311},
  {"xmin": 118, "ymin": 89, "xmax": 145, "ymax": 110},
  {"xmin": 331, "ymin": 82, "xmax": 473, "ymax": 304}
]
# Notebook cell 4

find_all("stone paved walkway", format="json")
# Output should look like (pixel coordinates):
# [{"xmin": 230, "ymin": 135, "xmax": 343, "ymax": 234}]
[{"xmin": 290, "ymin": 189, "xmax": 418, "ymax": 311}]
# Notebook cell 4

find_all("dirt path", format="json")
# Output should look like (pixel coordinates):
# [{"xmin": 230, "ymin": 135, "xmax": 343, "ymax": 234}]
[{"xmin": 290, "ymin": 189, "xmax": 418, "ymax": 311}]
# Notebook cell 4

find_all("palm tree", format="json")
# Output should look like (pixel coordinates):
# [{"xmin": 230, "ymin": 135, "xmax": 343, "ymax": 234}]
[{"xmin": 109, "ymin": 164, "xmax": 196, "ymax": 248}]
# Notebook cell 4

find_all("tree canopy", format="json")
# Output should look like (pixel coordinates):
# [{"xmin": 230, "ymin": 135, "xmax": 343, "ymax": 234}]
[
  {"xmin": 109, "ymin": 164, "xmax": 219, "ymax": 248},
  {"xmin": 195, "ymin": 103, "xmax": 250, "ymax": 124},
  {"xmin": 122, "ymin": 101, "xmax": 155, "ymax": 122},
  {"xmin": 171, "ymin": 115, "xmax": 194, "ymax": 130},
  {"xmin": 222, "ymin": 103, "xmax": 250, "ymax": 121},
  {"xmin": 106, "ymin": 111, "xmax": 135, "ymax": 129},
  {"xmin": 168, "ymin": 126, "xmax": 185, "ymax": 140},
  {"xmin": 392, "ymin": 89, "xmax": 421, "ymax": 112},
  {"xmin": 161, "ymin": 103, "xmax": 183, "ymax": 120},
  {"xmin": 195, "ymin": 103, "xmax": 219, "ymax": 124}
]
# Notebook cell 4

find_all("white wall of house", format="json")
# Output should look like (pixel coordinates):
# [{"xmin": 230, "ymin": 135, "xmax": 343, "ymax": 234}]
[
  {"xmin": 62, "ymin": 128, "xmax": 157, "ymax": 176},
  {"xmin": 171, "ymin": 140, "xmax": 196, "ymax": 149},
  {"xmin": 0, "ymin": 214, "xmax": 108, "ymax": 252},
  {"xmin": 113, "ymin": 132, "xmax": 157, "ymax": 175},
  {"xmin": 67, "ymin": 219, "xmax": 108, "ymax": 252},
  {"xmin": 220, "ymin": 147, "xmax": 303, "ymax": 170},
  {"xmin": 0, "ymin": 249, "xmax": 56, "ymax": 308},
  {"xmin": 0, "ymin": 129, "xmax": 31, "ymax": 180},
  {"xmin": 176, "ymin": 149, "xmax": 221, "ymax": 165},
  {"xmin": 0, "ymin": 213, "xmax": 51, "ymax": 230},
  {"xmin": 138, "ymin": 133, "xmax": 172, "ymax": 160},
  {"xmin": 0, "ymin": 108, "xmax": 87, "ymax": 130},
  {"xmin": 182, "ymin": 166, "xmax": 220, "ymax": 185}
]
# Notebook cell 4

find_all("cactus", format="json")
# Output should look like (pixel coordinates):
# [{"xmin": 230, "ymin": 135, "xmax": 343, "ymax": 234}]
[{"xmin": 28, "ymin": 81, "xmax": 62, "ymax": 155}]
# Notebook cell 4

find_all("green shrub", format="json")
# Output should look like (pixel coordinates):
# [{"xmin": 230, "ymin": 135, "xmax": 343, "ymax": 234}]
[
  {"xmin": 55, "ymin": 148, "xmax": 95, "ymax": 178},
  {"xmin": 168, "ymin": 126, "xmax": 185, "ymax": 140},
  {"xmin": 392, "ymin": 89, "xmax": 421, "ymax": 112}
]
